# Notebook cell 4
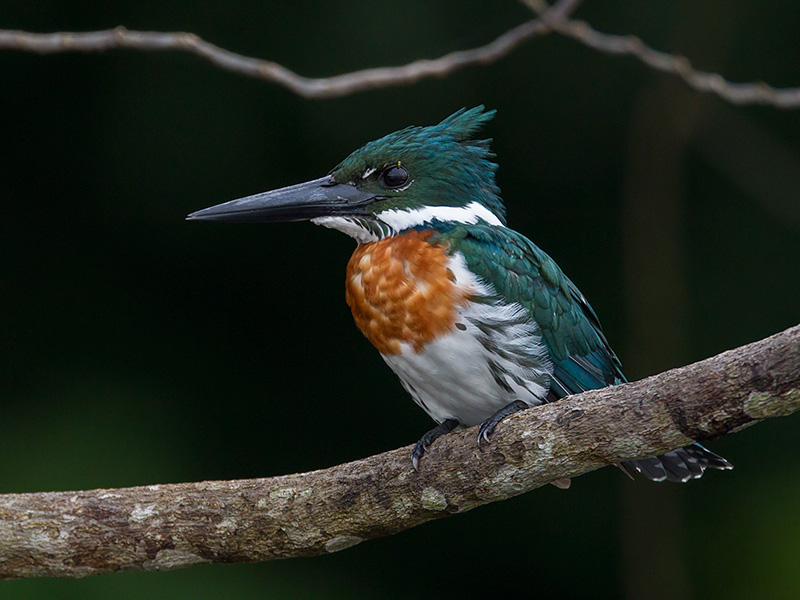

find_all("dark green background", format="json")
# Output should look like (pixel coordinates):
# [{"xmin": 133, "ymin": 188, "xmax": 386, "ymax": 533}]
[{"xmin": 3, "ymin": 1, "xmax": 800, "ymax": 598}]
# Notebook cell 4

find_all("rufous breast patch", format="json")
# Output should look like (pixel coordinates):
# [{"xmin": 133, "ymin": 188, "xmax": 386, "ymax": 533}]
[{"xmin": 345, "ymin": 230, "xmax": 470, "ymax": 355}]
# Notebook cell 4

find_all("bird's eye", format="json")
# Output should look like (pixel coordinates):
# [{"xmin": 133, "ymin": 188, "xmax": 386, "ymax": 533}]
[{"xmin": 381, "ymin": 165, "xmax": 409, "ymax": 189}]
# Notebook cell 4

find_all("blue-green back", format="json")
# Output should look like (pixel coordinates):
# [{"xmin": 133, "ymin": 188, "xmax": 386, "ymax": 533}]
[{"xmin": 433, "ymin": 223, "xmax": 626, "ymax": 398}]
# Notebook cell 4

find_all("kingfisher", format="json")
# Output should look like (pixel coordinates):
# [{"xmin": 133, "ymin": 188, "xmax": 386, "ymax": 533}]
[{"xmin": 188, "ymin": 107, "xmax": 732, "ymax": 483}]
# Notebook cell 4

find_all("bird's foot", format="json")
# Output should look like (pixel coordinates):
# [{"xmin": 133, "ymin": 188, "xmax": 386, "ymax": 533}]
[
  {"xmin": 477, "ymin": 400, "xmax": 529, "ymax": 450},
  {"xmin": 411, "ymin": 418, "xmax": 459, "ymax": 471}
]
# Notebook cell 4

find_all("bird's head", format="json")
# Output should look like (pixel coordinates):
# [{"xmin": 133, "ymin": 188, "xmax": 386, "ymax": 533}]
[{"xmin": 187, "ymin": 106, "xmax": 505, "ymax": 242}]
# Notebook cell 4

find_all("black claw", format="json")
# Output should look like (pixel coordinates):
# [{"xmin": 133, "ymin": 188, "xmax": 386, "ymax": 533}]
[
  {"xmin": 477, "ymin": 400, "xmax": 529, "ymax": 451},
  {"xmin": 410, "ymin": 442, "xmax": 426, "ymax": 472},
  {"xmin": 477, "ymin": 422, "xmax": 492, "ymax": 451},
  {"xmin": 411, "ymin": 419, "xmax": 459, "ymax": 471}
]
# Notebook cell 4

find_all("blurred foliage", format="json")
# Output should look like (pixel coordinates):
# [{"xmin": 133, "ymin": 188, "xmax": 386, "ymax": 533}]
[{"xmin": 2, "ymin": 1, "xmax": 800, "ymax": 598}]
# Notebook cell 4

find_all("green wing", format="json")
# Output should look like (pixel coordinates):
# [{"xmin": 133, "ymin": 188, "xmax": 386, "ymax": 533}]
[{"xmin": 439, "ymin": 223, "xmax": 625, "ymax": 398}]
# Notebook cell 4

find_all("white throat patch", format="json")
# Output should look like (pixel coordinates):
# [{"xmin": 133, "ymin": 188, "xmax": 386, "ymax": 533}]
[
  {"xmin": 377, "ymin": 201, "xmax": 503, "ymax": 230},
  {"xmin": 310, "ymin": 216, "xmax": 382, "ymax": 243},
  {"xmin": 310, "ymin": 201, "xmax": 503, "ymax": 243}
]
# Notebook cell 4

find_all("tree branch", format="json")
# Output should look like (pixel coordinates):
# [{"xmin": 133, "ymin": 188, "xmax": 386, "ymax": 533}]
[
  {"xmin": 0, "ymin": 0, "xmax": 579, "ymax": 100},
  {"xmin": 1, "ymin": 324, "xmax": 798, "ymax": 581},
  {"xmin": 525, "ymin": 0, "xmax": 800, "ymax": 108},
  {"xmin": 3, "ymin": 0, "xmax": 800, "ymax": 107}
]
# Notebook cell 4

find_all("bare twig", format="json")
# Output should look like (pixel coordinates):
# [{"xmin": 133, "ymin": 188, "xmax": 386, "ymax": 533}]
[
  {"xmin": 3, "ymin": 1, "xmax": 799, "ymax": 106},
  {"xmin": 525, "ymin": 0, "xmax": 800, "ymax": 108},
  {"xmin": 0, "ymin": 0, "xmax": 582, "ymax": 99},
  {"xmin": 1, "ymin": 324, "xmax": 798, "ymax": 580}
]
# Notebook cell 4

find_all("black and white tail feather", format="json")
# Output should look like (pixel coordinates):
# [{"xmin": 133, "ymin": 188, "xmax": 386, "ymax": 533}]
[
  {"xmin": 547, "ymin": 279, "xmax": 733, "ymax": 483},
  {"xmin": 620, "ymin": 443, "xmax": 733, "ymax": 483}
]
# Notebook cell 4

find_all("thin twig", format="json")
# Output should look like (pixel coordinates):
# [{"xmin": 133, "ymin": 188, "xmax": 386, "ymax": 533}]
[
  {"xmin": 2, "ymin": 1, "xmax": 798, "ymax": 107},
  {"xmin": 0, "ymin": 0, "xmax": 581, "ymax": 99},
  {"xmin": 1, "ymin": 324, "xmax": 798, "ymax": 580},
  {"xmin": 525, "ymin": 0, "xmax": 800, "ymax": 108}
]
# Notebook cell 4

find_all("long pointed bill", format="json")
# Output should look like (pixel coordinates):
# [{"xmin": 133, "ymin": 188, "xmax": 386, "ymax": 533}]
[{"xmin": 186, "ymin": 175, "xmax": 377, "ymax": 223}]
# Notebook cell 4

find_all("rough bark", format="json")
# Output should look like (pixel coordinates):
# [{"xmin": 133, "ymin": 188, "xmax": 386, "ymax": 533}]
[{"xmin": 1, "ymin": 324, "xmax": 798, "ymax": 581}]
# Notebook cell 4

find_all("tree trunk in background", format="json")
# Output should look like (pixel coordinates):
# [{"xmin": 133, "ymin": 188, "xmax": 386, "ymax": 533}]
[
  {"xmin": 619, "ymin": 9, "xmax": 737, "ymax": 597},
  {"xmin": 621, "ymin": 80, "xmax": 695, "ymax": 600}
]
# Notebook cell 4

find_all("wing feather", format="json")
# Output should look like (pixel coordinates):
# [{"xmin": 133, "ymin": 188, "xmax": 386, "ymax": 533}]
[{"xmin": 440, "ymin": 223, "xmax": 625, "ymax": 399}]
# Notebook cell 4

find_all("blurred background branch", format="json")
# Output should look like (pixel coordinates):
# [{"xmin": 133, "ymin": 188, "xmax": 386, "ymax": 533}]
[
  {"xmin": 2, "ymin": 0, "xmax": 800, "ymax": 106},
  {"xmin": 0, "ymin": 0, "xmax": 579, "ymax": 99},
  {"xmin": 1, "ymin": 324, "xmax": 798, "ymax": 581},
  {"xmin": 524, "ymin": 0, "xmax": 800, "ymax": 108}
]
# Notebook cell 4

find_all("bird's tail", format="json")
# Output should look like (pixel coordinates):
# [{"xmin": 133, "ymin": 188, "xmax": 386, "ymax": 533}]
[{"xmin": 620, "ymin": 443, "xmax": 733, "ymax": 483}]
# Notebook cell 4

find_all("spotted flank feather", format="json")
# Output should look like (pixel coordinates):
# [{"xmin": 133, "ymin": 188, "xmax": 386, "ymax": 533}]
[{"xmin": 438, "ymin": 222, "xmax": 733, "ymax": 482}]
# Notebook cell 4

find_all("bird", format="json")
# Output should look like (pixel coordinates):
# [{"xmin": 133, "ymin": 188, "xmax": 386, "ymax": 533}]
[{"xmin": 187, "ymin": 106, "xmax": 732, "ymax": 483}]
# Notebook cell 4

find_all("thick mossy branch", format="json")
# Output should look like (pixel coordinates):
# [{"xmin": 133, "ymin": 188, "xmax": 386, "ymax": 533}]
[{"xmin": 0, "ymin": 324, "xmax": 798, "ymax": 580}]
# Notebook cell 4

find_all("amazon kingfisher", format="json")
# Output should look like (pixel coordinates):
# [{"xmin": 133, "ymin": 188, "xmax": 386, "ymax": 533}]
[{"xmin": 188, "ymin": 107, "xmax": 732, "ymax": 483}]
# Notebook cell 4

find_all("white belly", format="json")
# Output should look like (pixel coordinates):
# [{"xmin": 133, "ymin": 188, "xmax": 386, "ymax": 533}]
[{"xmin": 381, "ymin": 299, "xmax": 553, "ymax": 426}]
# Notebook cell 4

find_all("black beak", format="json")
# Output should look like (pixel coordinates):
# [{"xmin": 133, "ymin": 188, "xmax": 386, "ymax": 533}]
[{"xmin": 186, "ymin": 175, "xmax": 377, "ymax": 222}]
